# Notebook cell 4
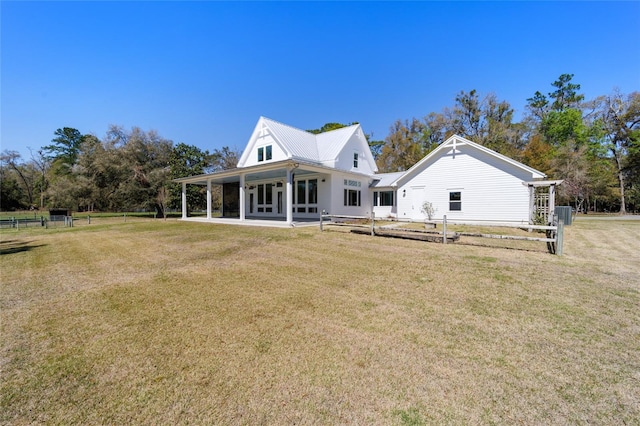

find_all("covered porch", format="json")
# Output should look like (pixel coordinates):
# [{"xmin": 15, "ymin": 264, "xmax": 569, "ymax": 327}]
[{"xmin": 174, "ymin": 160, "xmax": 330, "ymax": 226}]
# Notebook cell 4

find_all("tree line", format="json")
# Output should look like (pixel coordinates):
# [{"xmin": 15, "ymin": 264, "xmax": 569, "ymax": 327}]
[
  {"xmin": 375, "ymin": 74, "xmax": 639, "ymax": 214},
  {"xmin": 2, "ymin": 74, "xmax": 638, "ymax": 214},
  {"xmin": 1, "ymin": 125, "xmax": 239, "ymax": 216}
]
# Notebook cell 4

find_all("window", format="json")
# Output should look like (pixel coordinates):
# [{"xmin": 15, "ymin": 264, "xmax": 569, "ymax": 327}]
[
  {"xmin": 308, "ymin": 179, "xmax": 317, "ymax": 204},
  {"xmin": 296, "ymin": 180, "xmax": 306, "ymax": 205},
  {"xmin": 293, "ymin": 179, "xmax": 319, "ymax": 213},
  {"xmin": 374, "ymin": 191, "xmax": 394, "ymax": 206},
  {"xmin": 258, "ymin": 184, "xmax": 264, "ymax": 204},
  {"xmin": 449, "ymin": 191, "xmax": 462, "ymax": 211},
  {"xmin": 378, "ymin": 191, "xmax": 394, "ymax": 206},
  {"xmin": 257, "ymin": 145, "xmax": 272, "ymax": 162},
  {"xmin": 344, "ymin": 189, "xmax": 361, "ymax": 206},
  {"xmin": 353, "ymin": 153, "xmax": 359, "ymax": 168},
  {"xmin": 265, "ymin": 183, "xmax": 272, "ymax": 205}
]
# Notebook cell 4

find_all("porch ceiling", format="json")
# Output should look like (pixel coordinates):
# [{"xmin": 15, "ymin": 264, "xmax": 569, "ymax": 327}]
[{"xmin": 175, "ymin": 161, "xmax": 329, "ymax": 186}]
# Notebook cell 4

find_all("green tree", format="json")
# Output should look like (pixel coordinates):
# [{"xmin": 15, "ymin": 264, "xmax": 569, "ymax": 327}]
[
  {"xmin": 0, "ymin": 151, "xmax": 37, "ymax": 208},
  {"xmin": 43, "ymin": 127, "xmax": 85, "ymax": 175},
  {"xmin": 377, "ymin": 118, "xmax": 429, "ymax": 172},
  {"xmin": 306, "ymin": 122, "xmax": 357, "ymax": 134},
  {"xmin": 0, "ymin": 164, "xmax": 26, "ymax": 210},
  {"xmin": 169, "ymin": 143, "xmax": 211, "ymax": 212},
  {"xmin": 595, "ymin": 90, "xmax": 640, "ymax": 213}
]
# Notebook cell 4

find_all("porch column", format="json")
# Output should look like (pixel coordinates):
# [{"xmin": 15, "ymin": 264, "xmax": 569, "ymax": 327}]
[
  {"xmin": 549, "ymin": 184, "xmax": 556, "ymax": 221},
  {"xmin": 239, "ymin": 173, "xmax": 246, "ymax": 221},
  {"xmin": 528, "ymin": 184, "xmax": 534, "ymax": 224},
  {"xmin": 206, "ymin": 179, "xmax": 212, "ymax": 219},
  {"xmin": 286, "ymin": 168, "xmax": 293, "ymax": 225},
  {"xmin": 181, "ymin": 182, "xmax": 187, "ymax": 219}
]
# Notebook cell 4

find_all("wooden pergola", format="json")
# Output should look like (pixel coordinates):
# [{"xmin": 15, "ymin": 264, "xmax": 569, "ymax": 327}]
[{"xmin": 524, "ymin": 180, "xmax": 564, "ymax": 224}]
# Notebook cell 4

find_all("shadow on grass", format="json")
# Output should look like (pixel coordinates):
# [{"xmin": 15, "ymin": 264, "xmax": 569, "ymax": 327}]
[
  {"xmin": 0, "ymin": 240, "xmax": 46, "ymax": 255},
  {"xmin": 454, "ymin": 239, "xmax": 550, "ymax": 254}
]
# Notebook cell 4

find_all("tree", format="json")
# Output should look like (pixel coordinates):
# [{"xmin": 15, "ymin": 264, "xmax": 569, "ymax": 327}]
[
  {"xmin": 306, "ymin": 122, "xmax": 356, "ymax": 134},
  {"xmin": 0, "ymin": 151, "xmax": 36, "ymax": 207},
  {"xmin": 169, "ymin": 143, "xmax": 211, "ymax": 211},
  {"xmin": 43, "ymin": 127, "xmax": 85, "ymax": 175},
  {"xmin": 595, "ymin": 90, "xmax": 640, "ymax": 213},
  {"xmin": 377, "ymin": 118, "xmax": 429, "ymax": 172},
  {"xmin": 0, "ymin": 164, "xmax": 26, "ymax": 210},
  {"xmin": 210, "ymin": 146, "xmax": 239, "ymax": 171},
  {"xmin": 28, "ymin": 148, "xmax": 51, "ymax": 209},
  {"xmin": 549, "ymin": 73, "xmax": 585, "ymax": 112}
]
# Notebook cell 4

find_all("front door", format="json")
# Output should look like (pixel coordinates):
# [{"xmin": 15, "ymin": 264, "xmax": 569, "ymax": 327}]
[{"xmin": 411, "ymin": 186, "xmax": 425, "ymax": 220}]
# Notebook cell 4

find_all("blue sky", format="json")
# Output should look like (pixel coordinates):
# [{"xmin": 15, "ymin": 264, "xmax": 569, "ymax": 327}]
[{"xmin": 2, "ymin": 1, "xmax": 639, "ymax": 159}]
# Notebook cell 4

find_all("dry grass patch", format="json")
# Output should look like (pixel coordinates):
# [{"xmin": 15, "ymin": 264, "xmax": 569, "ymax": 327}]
[{"xmin": 1, "ymin": 217, "xmax": 639, "ymax": 424}]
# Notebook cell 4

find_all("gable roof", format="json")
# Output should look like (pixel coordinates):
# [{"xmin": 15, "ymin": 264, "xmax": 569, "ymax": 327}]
[
  {"xmin": 238, "ymin": 117, "xmax": 373, "ymax": 170},
  {"xmin": 316, "ymin": 124, "xmax": 360, "ymax": 162},
  {"xmin": 260, "ymin": 117, "xmax": 319, "ymax": 160},
  {"xmin": 385, "ymin": 134, "xmax": 546, "ymax": 187}
]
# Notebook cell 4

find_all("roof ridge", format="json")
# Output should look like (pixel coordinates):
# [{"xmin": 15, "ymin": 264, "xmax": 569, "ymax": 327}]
[{"xmin": 261, "ymin": 116, "xmax": 314, "ymax": 136}]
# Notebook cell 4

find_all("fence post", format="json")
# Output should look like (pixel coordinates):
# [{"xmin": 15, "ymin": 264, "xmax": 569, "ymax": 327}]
[
  {"xmin": 88, "ymin": 215, "xmax": 91, "ymax": 224},
  {"xmin": 556, "ymin": 218, "xmax": 564, "ymax": 256},
  {"xmin": 442, "ymin": 215, "xmax": 447, "ymax": 244},
  {"xmin": 371, "ymin": 212, "xmax": 375, "ymax": 236},
  {"xmin": 319, "ymin": 212, "xmax": 323, "ymax": 232}
]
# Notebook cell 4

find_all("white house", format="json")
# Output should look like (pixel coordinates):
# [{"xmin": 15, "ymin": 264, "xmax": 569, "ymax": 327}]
[
  {"xmin": 176, "ymin": 117, "xmax": 557, "ymax": 226},
  {"xmin": 371, "ymin": 135, "xmax": 555, "ymax": 224},
  {"xmin": 175, "ymin": 117, "xmax": 378, "ymax": 225}
]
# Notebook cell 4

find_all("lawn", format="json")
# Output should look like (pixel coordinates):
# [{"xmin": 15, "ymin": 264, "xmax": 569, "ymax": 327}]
[{"xmin": 1, "ymin": 217, "xmax": 639, "ymax": 424}]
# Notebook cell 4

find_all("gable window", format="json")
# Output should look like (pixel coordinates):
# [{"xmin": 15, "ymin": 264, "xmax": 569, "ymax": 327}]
[
  {"xmin": 353, "ymin": 153, "xmax": 359, "ymax": 168},
  {"xmin": 257, "ymin": 145, "xmax": 272, "ymax": 162},
  {"xmin": 449, "ymin": 191, "xmax": 462, "ymax": 211}
]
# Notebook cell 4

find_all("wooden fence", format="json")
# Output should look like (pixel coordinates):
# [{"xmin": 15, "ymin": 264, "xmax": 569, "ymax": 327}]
[{"xmin": 320, "ymin": 214, "xmax": 564, "ymax": 255}]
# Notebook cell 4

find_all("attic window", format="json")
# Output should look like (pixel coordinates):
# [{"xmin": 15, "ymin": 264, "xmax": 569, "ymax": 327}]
[
  {"xmin": 353, "ymin": 152, "xmax": 358, "ymax": 168},
  {"xmin": 257, "ymin": 145, "xmax": 272, "ymax": 162}
]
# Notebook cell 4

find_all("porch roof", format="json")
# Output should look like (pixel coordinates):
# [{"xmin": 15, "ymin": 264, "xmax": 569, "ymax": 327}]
[{"xmin": 173, "ymin": 159, "xmax": 373, "ymax": 186}]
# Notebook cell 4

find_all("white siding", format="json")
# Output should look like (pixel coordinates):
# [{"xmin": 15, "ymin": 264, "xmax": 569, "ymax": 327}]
[
  {"xmin": 332, "ymin": 134, "xmax": 377, "ymax": 175},
  {"xmin": 397, "ymin": 146, "xmax": 534, "ymax": 223},
  {"xmin": 324, "ymin": 172, "xmax": 371, "ymax": 217},
  {"xmin": 241, "ymin": 134, "xmax": 288, "ymax": 168}
]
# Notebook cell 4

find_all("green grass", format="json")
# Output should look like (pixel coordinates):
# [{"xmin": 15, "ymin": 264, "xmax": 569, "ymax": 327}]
[{"xmin": 1, "ymin": 218, "xmax": 639, "ymax": 424}]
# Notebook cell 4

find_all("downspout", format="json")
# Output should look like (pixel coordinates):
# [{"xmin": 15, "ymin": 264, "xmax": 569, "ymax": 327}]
[
  {"xmin": 239, "ymin": 174, "xmax": 246, "ymax": 221},
  {"xmin": 206, "ymin": 179, "xmax": 212, "ymax": 219},
  {"xmin": 181, "ymin": 182, "xmax": 187, "ymax": 219}
]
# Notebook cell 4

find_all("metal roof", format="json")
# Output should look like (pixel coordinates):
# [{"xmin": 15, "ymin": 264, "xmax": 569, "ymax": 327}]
[
  {"xmin": 260, "ymin": 117, "xmax": 319, "ymax": 161},
  {"xmin": 371, "ymin": 172, "xmax": 405, "ymax": 188},
  {"xmin": 316, "ymin": 124, "xmax": 360, "ymax": 162}
]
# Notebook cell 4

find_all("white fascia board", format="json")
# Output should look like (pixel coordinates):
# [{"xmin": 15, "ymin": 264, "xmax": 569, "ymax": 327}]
[{"xmin": 394, "ymin": 134, "xmax": 546, "ymax": 186}]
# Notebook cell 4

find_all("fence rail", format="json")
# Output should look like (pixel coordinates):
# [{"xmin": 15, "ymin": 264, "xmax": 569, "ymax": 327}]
[{"xmin": 320, "ymin": 214, "xmax": 564, "ymax": 255}]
